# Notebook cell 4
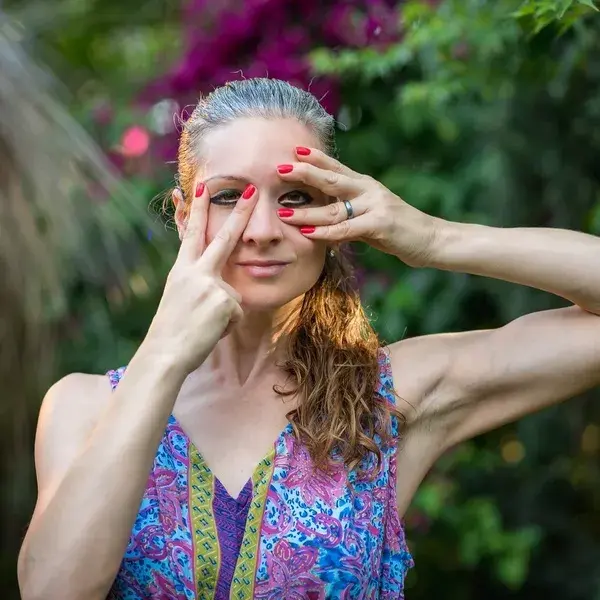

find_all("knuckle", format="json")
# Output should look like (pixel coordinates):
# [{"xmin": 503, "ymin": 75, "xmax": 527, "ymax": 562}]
[
  {"xmin": 325, "ymin": 172, "xmax": 339, "ymax": 186},
  {"xmin": 331, "ymin": 160, "xmax": 345, "ymax": 174},
  {"xmin": 295, "ymin": 163, "xmax": 309, "ymax": 180},
  {"xmin": 214, "ymin": 285, "xmax": 230, "ymax": 304},
  {"xmin": 328, "ymin": 203, "xmax": 341, "ymax": 218},
  {"xmin": 360, "ymin": 173, "xmax": 376, "ymax": 187},
  {"xmin": 323, "ymin": 224, "xmax": 335, "ymax": 239},
  {"xmin": 182, "ymin": 225, "xmax": 195, "ymax": 239},
  {"xmin": 207, "ymin": 287, "xmax": 229, "ymax": 313}
]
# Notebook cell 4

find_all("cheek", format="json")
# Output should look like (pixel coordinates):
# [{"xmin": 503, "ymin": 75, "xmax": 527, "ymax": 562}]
[{"xmin": 294, "ymin": 234, "xmax": 327, "ymax": 271}]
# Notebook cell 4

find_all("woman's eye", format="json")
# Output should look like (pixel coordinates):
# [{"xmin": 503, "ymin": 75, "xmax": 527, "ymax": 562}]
[
  {"xmin": 210, "ymin": 189, "xmax": 241, "ymax": 205},
  {"xmin": 210, "ymin": 189, "xmax": 313, "ymax": 207},
  {"xmin": 281, "ymin": 190, "xmax": 313, "ymax": 206}
]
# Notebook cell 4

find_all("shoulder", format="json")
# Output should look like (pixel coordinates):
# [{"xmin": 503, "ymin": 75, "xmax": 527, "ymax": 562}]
[
  {"xmin": 34, "ymin": 373, "xmax": 113, "ymax": 492},
  {"xmin": 39, "ymin": 372, "xmax": 112, "ymax": 431}
]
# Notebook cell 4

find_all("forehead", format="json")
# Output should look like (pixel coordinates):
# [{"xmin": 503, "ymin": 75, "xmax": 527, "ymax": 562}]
[{"xmin": 198, "ymin": 117, "xmax": 321, "ymax": 178}]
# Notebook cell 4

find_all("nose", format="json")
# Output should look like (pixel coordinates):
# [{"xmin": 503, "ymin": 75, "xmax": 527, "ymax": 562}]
[{"xmin": 241, "ymin": 194, "xmax": 284, "ymax": 247}]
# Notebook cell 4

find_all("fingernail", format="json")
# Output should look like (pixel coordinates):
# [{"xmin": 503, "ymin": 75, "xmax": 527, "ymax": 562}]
[
  {"xmin": 278, "ymin": 208, "xmax": 294, "ymax": 218},
  {"xmin": 277, "ymin": 164, "xmax": 294, "ymax": 174},
  {"xmin": 242, "ymin": 184, "xmax": 256, "ymax": 199},
  {"xmin": 296, "ymin": 147, "xmax": 311, "ymax": 156},
  {"xmin": 300, "ymin": 226, "xmax": 315, "ymax": 234},
  {"xmin": 195, "ymin": 182, "xmax": 205, "ymax": 197}
]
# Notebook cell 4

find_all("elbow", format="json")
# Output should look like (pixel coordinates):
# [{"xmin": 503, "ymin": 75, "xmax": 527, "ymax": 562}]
[
  {"xmin": 17, "ymin": 545, "xmax": 39, "ymax": 600},
  {"xmin": 18, "ymin": 563, "xmax": 59, "ymax": 600},
  {"xmin": 20, "ymin": 581, "xmax": 107, "ymax": 600},
  {"xmin": 18, "ymin": 553, "xmax": 107, "ymax": 600}
]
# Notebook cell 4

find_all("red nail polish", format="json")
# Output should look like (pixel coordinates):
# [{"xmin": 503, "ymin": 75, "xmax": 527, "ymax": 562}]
[
  {"xmin": 278, "ymin": 208, "xmax": 294, "ymax": 218},
  {"xmin": 195, "ymin": 182, "xmax": 205, "ymax": 197},
  {"xmin": 296, "ymin": 147, "xmax": 311, "ymax": 156},
  {"xmin": 242, "ymin": 184, "xmax": 256, "ymax": 199},
  {"xmin": 277, "ymin": 164, "xmax": 294, "ymax": 174},
  {"xmin": 300, "ymin": 226, "xmax": 315, "ymax": 234}
]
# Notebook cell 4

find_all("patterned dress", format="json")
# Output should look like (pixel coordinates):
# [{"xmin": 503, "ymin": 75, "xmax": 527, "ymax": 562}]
[{"xmin": 107, "ymin": 348, "xmax": 413, "ymax": 599}]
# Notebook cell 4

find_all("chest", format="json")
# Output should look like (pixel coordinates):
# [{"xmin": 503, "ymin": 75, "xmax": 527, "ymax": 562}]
[
  {"xmin": 114, "ymin": 418, "xmax": 410, "ymax": 600},
  {"xmin": 172, "ymin": 377, "xmax": 295, "ymax": 499}
]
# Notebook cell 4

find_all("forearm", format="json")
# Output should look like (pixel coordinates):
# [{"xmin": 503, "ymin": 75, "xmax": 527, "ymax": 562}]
[
  {"xmin": 19, "ymin": 342, "xmax": 187, "ymax": 600},
  {"xmin": 429, "ymin": 220, "xmax": 600, "ymax": 315}
]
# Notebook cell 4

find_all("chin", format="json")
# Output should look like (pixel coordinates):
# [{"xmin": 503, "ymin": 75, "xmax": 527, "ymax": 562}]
[
  {"xmin": 224, "ymin": 265, "xmax": 323, "ymax": 313},
  {"xmin": 238, "ymin": 286, "xmax": 304, "ymax": 313}
]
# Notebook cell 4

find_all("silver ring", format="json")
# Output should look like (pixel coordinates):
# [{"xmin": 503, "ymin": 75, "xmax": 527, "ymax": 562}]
[{"xmin": 343, "ymin": 200, "xmax": 354, "ymax": 219}]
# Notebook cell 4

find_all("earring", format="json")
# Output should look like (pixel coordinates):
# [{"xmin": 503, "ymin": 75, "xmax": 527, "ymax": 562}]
[{"xmin": 328, "ymin": 248, "xmax": 335, "ymax": 258}]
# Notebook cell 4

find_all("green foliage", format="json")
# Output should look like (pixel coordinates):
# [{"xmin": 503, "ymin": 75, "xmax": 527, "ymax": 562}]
[{"xmin": 513, "ymin": 0, "xmax": 598, "ymax": 34}]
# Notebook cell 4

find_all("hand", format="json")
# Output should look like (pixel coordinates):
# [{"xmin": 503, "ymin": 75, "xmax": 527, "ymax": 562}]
[
  {"xmin": 276, "ymin": 147, "xmax": 441, "ymax": 267},
  {"xmin": 147, "ymin": 181, "xmax": 258, "ymax": 375}
]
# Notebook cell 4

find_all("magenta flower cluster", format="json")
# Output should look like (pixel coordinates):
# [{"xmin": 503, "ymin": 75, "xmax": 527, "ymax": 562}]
[
  {"xmin": 132, "ymin": 0, "xmax": 403, "ymax": 162},
  {"xmin": 152, "ymin": 0, "xmax": 401, "ymax": 109}
]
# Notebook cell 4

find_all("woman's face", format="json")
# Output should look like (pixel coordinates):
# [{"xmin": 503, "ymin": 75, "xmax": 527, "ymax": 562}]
[{"xmin": 192, "ymin": 117, "xmax": 329, "ymax": 311}]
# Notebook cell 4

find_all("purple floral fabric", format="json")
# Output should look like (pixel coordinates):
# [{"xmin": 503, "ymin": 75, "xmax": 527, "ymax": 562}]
[{"xmin": 106, "ymin": 347, "xmax": 413, "ymax": 599}]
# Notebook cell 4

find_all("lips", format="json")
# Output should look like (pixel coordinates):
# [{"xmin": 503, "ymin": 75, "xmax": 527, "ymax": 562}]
[
  {"xmin": 236, "ymin": 260, "xmax": 290, "ymax": 278},
  {"xmin": 236, "ymin": 261, "xmax": 290, "ymax": 266}
]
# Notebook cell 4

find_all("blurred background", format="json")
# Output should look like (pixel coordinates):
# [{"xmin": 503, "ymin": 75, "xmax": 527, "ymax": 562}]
[{"xmin": 1, "ymin": 0, "xmax": 599, "ymax": 598}]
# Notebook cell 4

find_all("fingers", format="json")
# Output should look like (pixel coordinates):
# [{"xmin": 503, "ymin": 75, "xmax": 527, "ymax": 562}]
[
  {"xmin": 218, "ymin": 284, "xmax": 244, "ymax": 339},
  {"xmin": 276, "ymin": 161, "xmax": 363, "ymax": 199},
  {"xmin": 293, "ymin": 147, "xmax": 361, "ymax": 179},
  {"xmin": 230, "ymin": 301, "xmax": 244, "ymax": 325},
  {"xmin": 296, "ymin": 219, "xmax": 358, "ymax": 242},
  {"xmin": 277, "ymin": 197, "xmax": 367, "ymax": 228},
  {"xmin": 200, "ymin": 184, "xmax": 259, "ymax": 272},
  {"xmin": 178, "ymin": 180, "xmax": 209, "ymax": 262},
  {"xmin": 219, "ymin": 301, "xmax": 244, "ymax": 339}
]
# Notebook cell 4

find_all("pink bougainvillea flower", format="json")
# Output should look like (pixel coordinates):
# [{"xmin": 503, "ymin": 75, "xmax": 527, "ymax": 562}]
[{"xmin": 120, "ymin": 125, "xmax": 150, "ymax": 157}]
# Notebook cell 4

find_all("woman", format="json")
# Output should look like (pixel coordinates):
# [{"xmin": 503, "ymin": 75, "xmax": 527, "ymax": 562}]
[{"xmin": 17, "ymin": 78, "xmax": 600, "ymax": 600}]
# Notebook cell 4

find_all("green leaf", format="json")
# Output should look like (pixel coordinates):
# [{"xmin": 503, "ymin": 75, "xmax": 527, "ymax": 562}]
[
  {"xmin": 577, "ymin": 0, "xmax": 599, "ymax": 9},
  {"xmin": 557, "ymin": 0, "xmax": 575, "ymax": 18},
  {"xmin": 496, "ymin": 553, "xmax": 528, "ymax": 589}
]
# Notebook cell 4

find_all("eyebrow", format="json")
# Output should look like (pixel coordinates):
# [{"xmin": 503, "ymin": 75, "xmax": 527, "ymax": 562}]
[{"xmin": 204, "ymin": 174, "xmax": 248, "ymax": 184}]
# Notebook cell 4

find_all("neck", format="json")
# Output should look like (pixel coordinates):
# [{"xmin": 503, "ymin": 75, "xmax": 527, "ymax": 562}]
[{"xmin": 206, "ymin": 296, "xmax": 304, "ymax": 387}]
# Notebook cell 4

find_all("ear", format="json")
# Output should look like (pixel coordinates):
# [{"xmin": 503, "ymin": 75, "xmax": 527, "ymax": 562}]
[{"xmin": 172, "ymin": 188, "xmax": 186, "ymax": 240}]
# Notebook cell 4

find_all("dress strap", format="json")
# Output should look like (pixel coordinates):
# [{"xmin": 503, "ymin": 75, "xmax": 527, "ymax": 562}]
[
  {"xmin": 377, "ymin": 347, "xmax": 397, "ymax": 406},
  {"xmin": 106, "ymin": 366, "xmax": 126, "ymax": 391},
  {"xmin": 377, "ymin": 347, "xmax": 402, "ymax": 443}
]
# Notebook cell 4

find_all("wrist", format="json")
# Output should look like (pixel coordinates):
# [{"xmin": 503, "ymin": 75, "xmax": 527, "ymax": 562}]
[
  {"xmin": 135, "ymin": 333, "xmax": 189, "ymax": 386},
  {"xmin": 425, "ymin": 219, "xmax": 482, "ymax": 271}
]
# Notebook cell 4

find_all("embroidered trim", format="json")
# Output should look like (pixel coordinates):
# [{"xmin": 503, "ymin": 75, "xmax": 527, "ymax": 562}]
[
  {"xmin": 190, "ymin": 448, "xmax": 219, "ymax": 600},
  {"xmin": 230, "ymin": 451, "xmax": 276, "ymax": 599}
]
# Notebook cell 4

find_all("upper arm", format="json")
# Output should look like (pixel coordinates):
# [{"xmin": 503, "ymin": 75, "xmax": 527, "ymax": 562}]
[
  {"xmin": 25, "ymin": 373, "xmax": 110, "ymax": 532},
  {"xmin": 389, "ymin": 305, "xmax": 600, "ymax": 452}
]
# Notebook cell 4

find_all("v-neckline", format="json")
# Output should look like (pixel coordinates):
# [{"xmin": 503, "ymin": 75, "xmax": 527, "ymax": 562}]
[{"xmin": 168, "ymin": 413, "xmax": 293, "ymax": 501}]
